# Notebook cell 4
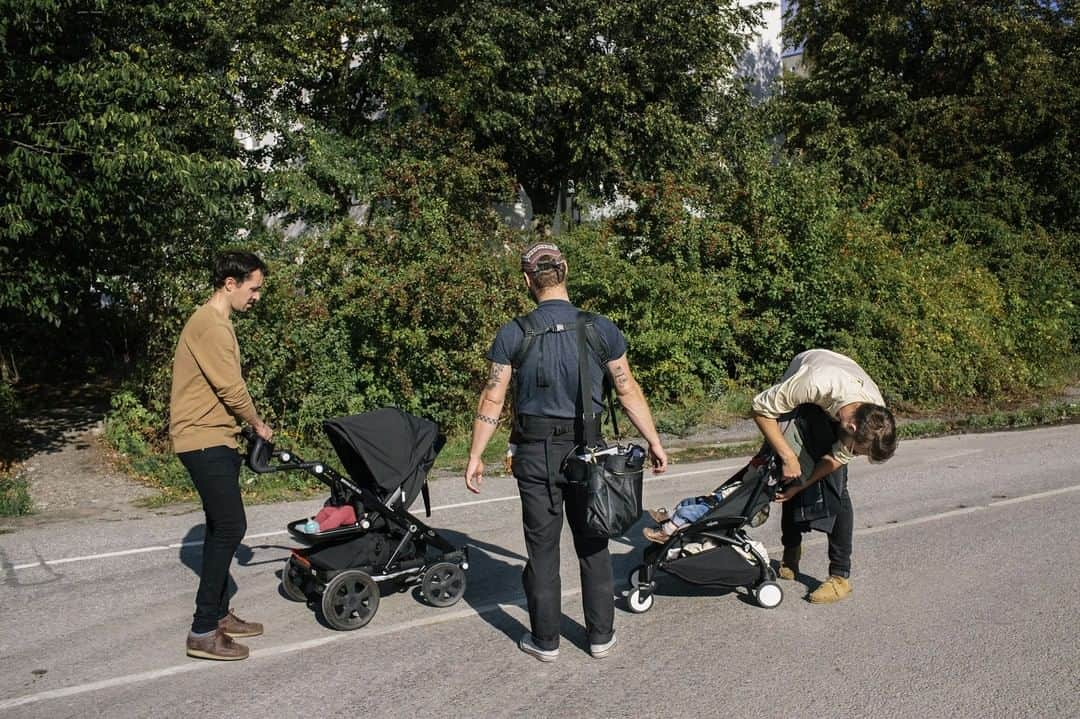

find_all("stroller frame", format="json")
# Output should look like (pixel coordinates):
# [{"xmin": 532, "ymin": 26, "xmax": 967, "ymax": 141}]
[
  {"xmin": 245, "ymin": 415, "xmax": 469, "ymax": 631},
  {"xmin": 626, "ymin": 453, "xmax": 783, "ymax": 612}
]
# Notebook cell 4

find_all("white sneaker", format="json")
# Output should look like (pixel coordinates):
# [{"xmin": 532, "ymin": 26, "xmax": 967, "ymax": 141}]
[
  {"xmin": 518, "ymin": 633, "xmax": 559, "ymax": 662},
  {"xmin": 590, "ymin": 634, "xmax": 617, "ymax": 659}
]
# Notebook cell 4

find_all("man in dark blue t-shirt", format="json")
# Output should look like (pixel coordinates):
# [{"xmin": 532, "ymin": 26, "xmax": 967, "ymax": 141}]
[{"xmin": 465, "ymin": 242, "xmax": 668, "ymax": 662}]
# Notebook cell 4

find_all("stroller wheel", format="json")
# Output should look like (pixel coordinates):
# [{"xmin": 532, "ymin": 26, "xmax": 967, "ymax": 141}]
[
  {"xmin": 420, "ymin": 562, "xmax": 467, "ymax": 608},
  {"xmin": 627, "ymin": 587, "xmax": 654, "ymax": 614},
  {"xmin": 627, "ymin": 565, "xmax": 653, "ymax": 591},
  {"xmin": 754, "ymin": 581, "xmax": 784, "ymax": 609},
  {"xmin": 321, "ymin": 570, "xmax": 380, "ymax": 630},
  {"xmin": 281, "ymin": 556, "xmax": 309, "ymax": 602}
]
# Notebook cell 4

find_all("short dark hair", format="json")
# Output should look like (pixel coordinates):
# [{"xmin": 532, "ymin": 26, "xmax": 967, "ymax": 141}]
[
  {"xmin": 852, "ymin": 404, "xmax": 897, "ymax": 463},
  {"xmin": 212, "ymin": 251, "xmax": 267, "ymax": 289}
]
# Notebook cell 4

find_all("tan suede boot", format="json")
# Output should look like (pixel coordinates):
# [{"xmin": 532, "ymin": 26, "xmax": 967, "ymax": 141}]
[
  {"xmin": 778, "ymin": 546, "xmax": 801, "ymax": 581},
  {"xmin": 808, "ymin": 575, "xmax": 852, "ymax": 604}
]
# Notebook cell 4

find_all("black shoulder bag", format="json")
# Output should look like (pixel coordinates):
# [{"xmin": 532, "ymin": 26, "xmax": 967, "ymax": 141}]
[{"xmin": 563, "ymin": 312, "xmax": 647, "ymax": 538}]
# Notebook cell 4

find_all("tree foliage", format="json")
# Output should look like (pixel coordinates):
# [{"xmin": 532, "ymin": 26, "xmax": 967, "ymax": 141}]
[
  {"xmin": 780, "ymin": 0, "xmax": 1079, "ymax": 234},
  {"xmin": 1, "ymin": 0, "xmax": 1076, "ymax": 464},
  {"xmin": 0, "ymin": 0, "xmax": 250, "ymax": 329}
]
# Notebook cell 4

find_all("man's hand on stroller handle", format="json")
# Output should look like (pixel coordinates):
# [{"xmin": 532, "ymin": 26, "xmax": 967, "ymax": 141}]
[
  {"xmin": 253, "ymin": 419, "xmax": 273, "ymax": 441},
  {"xmin": 465, "ymin": 456, "xmax": 484, "ymax": 494}
]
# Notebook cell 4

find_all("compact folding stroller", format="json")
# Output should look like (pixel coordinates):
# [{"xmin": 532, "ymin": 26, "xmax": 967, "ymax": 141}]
[
  {"xmin": 626, "ymin": 451, "xmax": 784, "ymax": 612},
  {"xmin": 245, "ymin": 408, "xmax": 469, "ymax": 630}
]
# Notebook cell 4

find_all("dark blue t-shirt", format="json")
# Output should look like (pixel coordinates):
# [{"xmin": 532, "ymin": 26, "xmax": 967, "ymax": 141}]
[{"xmin": 487, "ymin": 300, "xmax": 627, "ymax": 419}]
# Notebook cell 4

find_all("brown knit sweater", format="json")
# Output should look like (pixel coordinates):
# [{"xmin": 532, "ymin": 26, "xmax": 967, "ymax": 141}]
[{"xmin": 169, "ymin": 302, "xmax": 259, "ymax": 453}]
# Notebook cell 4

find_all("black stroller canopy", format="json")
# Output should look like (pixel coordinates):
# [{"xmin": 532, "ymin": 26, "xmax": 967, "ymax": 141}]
[{"xmin": 323, "ymin": 408, "xmax": 443, "ymax": 508}]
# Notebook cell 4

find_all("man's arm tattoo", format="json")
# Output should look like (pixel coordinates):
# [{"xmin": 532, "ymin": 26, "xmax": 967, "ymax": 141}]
[
  {"xmin": 485, "ymin": 363, "xmax": 506, "ymax": 390},
  {"xmin": 476, "ymin": 413, "xmax": 499, "ymax": 426},
  {"xmin": 611, "ymin": 366, "xmax": 630, "ymax": 389}
]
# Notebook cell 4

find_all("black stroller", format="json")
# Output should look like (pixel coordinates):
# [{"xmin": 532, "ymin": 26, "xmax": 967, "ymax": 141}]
[
  {"xmin": 245, "ymin": 408, "xmax": 469, "ymax": 630},
  {"xmin": 626, "ymin": 451, "xmax": 784, "ymax": 612}
]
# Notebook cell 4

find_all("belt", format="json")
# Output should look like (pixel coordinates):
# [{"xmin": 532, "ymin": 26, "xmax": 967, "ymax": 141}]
[
  {"xmin": 515, "ymin": 414, "xmax": 601, "ymax": 443},
  {"xmin": 514, "ymin": 414, "xmax": 604, "ymax": 513}
]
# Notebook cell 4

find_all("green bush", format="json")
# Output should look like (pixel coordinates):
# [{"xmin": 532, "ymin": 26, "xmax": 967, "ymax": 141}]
[{"xmin": 0, "ymin": 380, "xmax": 32, "ymax": 516}]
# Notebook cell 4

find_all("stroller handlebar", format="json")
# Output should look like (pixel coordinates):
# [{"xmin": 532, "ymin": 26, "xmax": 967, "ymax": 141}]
[{"xmin": 241, "ymin": 427, "xmax": 278, "ymax": 473}]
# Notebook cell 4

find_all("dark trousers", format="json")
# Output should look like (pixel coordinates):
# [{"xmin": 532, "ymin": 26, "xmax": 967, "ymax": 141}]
[
  {"xmin": 178, "ymin": 445, "xmax": 246, "ymax": 634},
  {"xmin": 781, "ymin": 483, "xmax": 854, "ymax": 578},
  {"xmin": 513, "ymin": 439, "xmax": 614, "ymax": 651}
]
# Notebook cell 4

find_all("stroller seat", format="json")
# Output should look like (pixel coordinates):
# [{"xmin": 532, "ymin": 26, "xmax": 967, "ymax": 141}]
[{"xmin": 627, "ymin": 452, "xmax": 783, "ymax": 613}]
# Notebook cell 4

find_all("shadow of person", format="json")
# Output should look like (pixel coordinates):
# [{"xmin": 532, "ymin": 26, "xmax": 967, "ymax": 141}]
[
  {"xmin": 432, "ymin": 529, "xmax": 599, "ymax": 652},
  {"xmin": 429, "ymin": 529, "xmax": 529, "ymax": 642},
  {"xmin": 178, "ymin": 523, "xmax": 240, "ymax": 606}
]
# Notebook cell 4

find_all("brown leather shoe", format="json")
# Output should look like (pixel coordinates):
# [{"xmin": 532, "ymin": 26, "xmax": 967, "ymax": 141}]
[
  {"xmin": 809, "ymin": 575, "xmax": 852, "ymax": 604},
  {"xmin": 219, "ymin": 610, "xmax": 263, "ymax": 638},
  {"xmin": 186, "ymin": 628, "xmax": 249, "ymax": 661},
  {"xmin": 778, "ymin": 546, "xmax": 801, "ymax": 581},
  {"xmin": 642, "ymin": 526, "xmax": 670, "ymax": 544}
]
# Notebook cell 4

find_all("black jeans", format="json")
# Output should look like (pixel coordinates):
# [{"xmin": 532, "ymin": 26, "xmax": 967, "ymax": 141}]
[
  {"xmin": 178, "ymin": 445, "xmax": 246, "ymax": 634},
  {"xmin": 781, "ymin": 483, "xmax": 854, "ymax": 579},
  {"xmin": 513, "ymin": 439, "xmax": 614, "ymax": 651}
]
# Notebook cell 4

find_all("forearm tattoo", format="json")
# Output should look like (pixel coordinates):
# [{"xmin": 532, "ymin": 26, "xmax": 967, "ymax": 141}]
[
  {"xmin": 476, "ymin": 414, "xmax": 499, "ymax": 426},
  {"xmin": 485, "ymin": 363, "xmax": 506, "ymax": 390}
]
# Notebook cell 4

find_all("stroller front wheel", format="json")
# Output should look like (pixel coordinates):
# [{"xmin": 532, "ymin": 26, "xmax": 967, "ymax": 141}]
[
  {"xmin": 754, "ymin": 581, "xmax": 784, "ymax": 609},
  {"xmin": 627, "ymin": 587, "xmax": 654, "ymax": 613},
  {"xmin": 420, "ymin": 562, "xmax": 467, "ymax": 608},
  {"xmin": 321, "ymin": 570, "xmax": 381, "ymax": 630}
]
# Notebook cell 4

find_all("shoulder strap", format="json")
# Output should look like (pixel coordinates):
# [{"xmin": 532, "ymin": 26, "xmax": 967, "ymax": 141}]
[
  {"xmin": 580, "ymin": 313, "xmax": 611, "ymax": 366},
  {"xmin": 576, "ymin": 311, "xmax": 620, "ymax": 446},
  {"xmin": 510, "ymin": 312, "xmax": 545, "ymax": 370}
]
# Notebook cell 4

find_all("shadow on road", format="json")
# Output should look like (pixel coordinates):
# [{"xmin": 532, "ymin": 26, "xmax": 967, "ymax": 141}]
[{"xmin": 178, "ymin": 523, "xmax": 241, "ymax": 606}]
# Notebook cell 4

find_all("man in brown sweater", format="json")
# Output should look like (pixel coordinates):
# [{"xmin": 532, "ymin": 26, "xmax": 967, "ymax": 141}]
[{"xmin": 170, "ymin": 251, "xmax": 273, "ymax": 660}]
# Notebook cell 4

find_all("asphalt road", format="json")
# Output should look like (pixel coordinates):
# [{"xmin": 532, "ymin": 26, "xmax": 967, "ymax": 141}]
[{"xmin": 1, "ymin": 425, "xmax": 1078, "ymax": 718}]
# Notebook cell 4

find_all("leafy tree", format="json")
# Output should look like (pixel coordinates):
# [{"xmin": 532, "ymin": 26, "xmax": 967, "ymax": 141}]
[
  {"xmin": 390, "ymin": 0, "xmax": 762, "ymax": 222},
  {"xmin": 0, "ymin": 0, "xmax": 250, "ymax": 374},
  {"xmin": 780, "ymin": 0, "xmax": 1079, "ymax": 233}
]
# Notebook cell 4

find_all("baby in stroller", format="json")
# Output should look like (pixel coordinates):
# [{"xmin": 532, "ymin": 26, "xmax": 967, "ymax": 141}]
[{"xmin": 642, "ymin": 478, "xmax": 762, "ymax": 543}]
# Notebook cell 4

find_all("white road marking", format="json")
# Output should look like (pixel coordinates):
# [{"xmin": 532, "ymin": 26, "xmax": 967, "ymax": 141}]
[
  {"xmin": 6, "ymin": 464, "xmax": 743, "ymax": 571},
  {"xmin": 3, "ymin": 480, "xmax": 1077, "ymax": 711}
]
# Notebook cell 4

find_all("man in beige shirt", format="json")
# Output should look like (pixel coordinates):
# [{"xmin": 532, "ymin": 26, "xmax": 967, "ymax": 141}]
[
  {"xmin": 751, "ymin": 349, "xmax": 896, "ymax": 604},
  {"xmin": 170, "ymin": 251, "xmax": 273, "ymax": 660}
]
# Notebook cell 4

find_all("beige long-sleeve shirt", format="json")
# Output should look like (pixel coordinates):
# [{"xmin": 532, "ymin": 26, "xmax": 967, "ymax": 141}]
[
  {"xmin": 751, "ymin": 349, "xmax": 885, "ymax": 464},
  {"xmin": 169, "ymin": 302, "xmax": 259, "ymax": 453}
]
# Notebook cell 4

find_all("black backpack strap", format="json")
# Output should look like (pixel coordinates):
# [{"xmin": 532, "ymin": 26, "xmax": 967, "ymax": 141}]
[
  {"xmin": 575, "ymin": 310, "xmax": 622, "ymax": 447},
  {"xmin": 509, "ymin": 313, "xmax": 539, "ymax": 370},
  {"xmin": 511, "ymin": 310, "xmax": 571, "ymax": 387},
  {"xmin": 578, "ymin": 312, "xmax": 621, "ymax": 441},
  {"xmin": 576, "ymin": 312, "xmax": 600, "ymax": 448}
]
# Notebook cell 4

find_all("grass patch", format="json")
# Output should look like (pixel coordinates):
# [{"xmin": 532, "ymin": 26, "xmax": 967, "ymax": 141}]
[
  {"xmin": 897, "ymin": 401, "xmax": 1080, "ymax": 439},
  {"xmin": 667, "ymin": 440, "xmax": 762, "ymax": 464},
  {"xmin": 0, "ymin": 471, "xmax": 33, "ymax": 516},
  {"xmin": 434, "ymin": 426, "xmax": 513, "ymax": 475}
]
